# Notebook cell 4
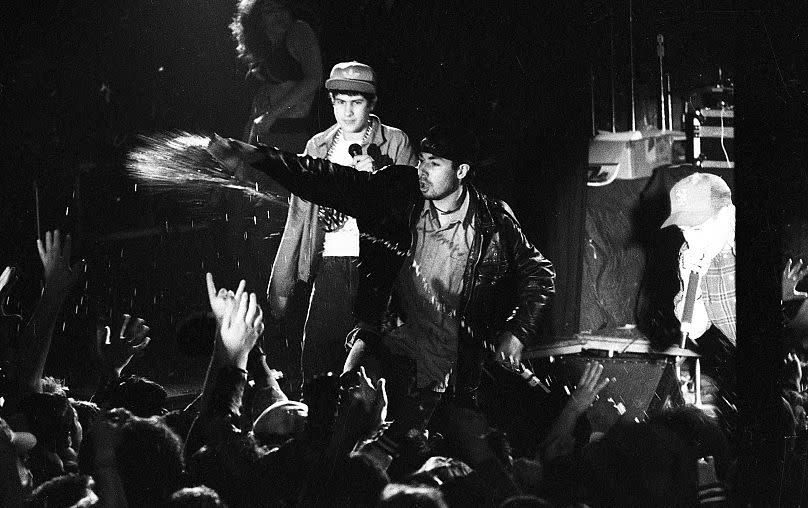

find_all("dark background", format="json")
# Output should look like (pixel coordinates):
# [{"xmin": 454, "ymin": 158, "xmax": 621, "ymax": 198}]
[{"xmin": 2, "ymin": 0, "xmax": 808, "ymax": 499}]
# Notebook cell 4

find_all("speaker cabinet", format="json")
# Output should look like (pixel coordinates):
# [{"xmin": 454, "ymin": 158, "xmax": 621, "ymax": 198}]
[{"xmin": 551, "ymin": 354, "xmax": 683, "ymax": 433}]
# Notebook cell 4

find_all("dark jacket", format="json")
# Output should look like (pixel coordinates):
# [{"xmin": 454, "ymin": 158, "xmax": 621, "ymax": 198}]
[
  {"xmin": 266, "ymin": 115, "xmax": 417, "ymax": 317},
  {"xmin": 252, "ymin": 147, "xmax": 556, "ymax": 394}
]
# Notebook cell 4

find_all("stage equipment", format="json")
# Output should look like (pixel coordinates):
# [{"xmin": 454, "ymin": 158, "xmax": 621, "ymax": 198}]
[
  {"xmin": 685, "ymin": 80, "xmax": 734, "ymax": 169},
  {"xmin": 524, "ymin": 329, "xmax": 692, "ymax": 432},
  {"xmin": 587, "ymin": 130, "xmax": 679, "ymax": 185}
]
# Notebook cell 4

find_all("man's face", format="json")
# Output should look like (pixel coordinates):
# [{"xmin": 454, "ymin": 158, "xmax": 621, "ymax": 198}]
[
  {"xmin": 261, "ymin": 1, "xmax": 292, "ymax": 45},
  {"xmin": 332, "ymin": 93, "xmax": 374, "ymax": 134},
  {"xmin": 418, "ymin": 152, "xmax": 462, "ymax": 200},
  {"xmin": 678, "ymin": 212, "xmax": 726, "ymax": 251}
]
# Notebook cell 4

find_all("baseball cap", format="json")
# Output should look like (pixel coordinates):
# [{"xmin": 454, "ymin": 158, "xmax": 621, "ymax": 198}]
[
  {"xmin": 420, "ymin": 124, "xmax": 479, "ymax": 165},
  {"xmin": 325, "ymin": 61, "xmax": 377, "ymax": 95},
  {"xmin": 252, "ymin": 400, "xmax": 308, "ymax": 440},
  {"xmin": 661, "ymin": 172, "xmax": 732, "ymax": 228}
]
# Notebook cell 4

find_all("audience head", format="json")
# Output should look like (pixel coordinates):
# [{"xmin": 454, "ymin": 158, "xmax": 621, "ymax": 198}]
[
  {"xmin": 331, "ymin": 454, "xmax": 390, "ymax": 507},
  {"xmin": 653, "ymin": 404, "xmax": 733, "ymax": 481},
  {"xmin": 511, "ymin": 457, "xmax": 544, "ymax": 497},
  {"xmin": 166, "ymin": 485, "xmax": 228, "ymax": 508},
  {"xmin": 79, "ymin": 409, "xmax": 184, "ymax": 506},
  {"xmin": 408, "ymin": 455, "xmax": 474, "ymax": 487},
  {"xmin": 499, "ymin": 495, "xmax": 552, "ymax": 508},
  {"xmin": 40, "ymin": 376, "xmax": 69, "ymax": 397},
  {"xmin": 18, "ymin": 392, "xmax": 79, "ymax": 483},
  {"xmin": 69, "ymin": 399, "xmax": 100, "ymax": 452},
  {"xmin": 106, "ymin": 374, "xmax": 168, "ymax": 417},
  {"xmin": 187, "ymin": 435, "xmax": 265, "ymax": 508},
  {"xmin": 378, "ymin": 483, "xmax": 448, "ymax": 508},
  {"xmin": 585, "ymin": 419, "xmax": 698, "ymax": 507},
  {"xmin": 302, "ymin": 372, "xmax": 340, "ymax": 444},
  {"xmin": 252, "ymin": 399, "xmax": 308, "ymax": 447},
  {"xmin": 162, "ymin": 408, "xmax": 197, "ymax": 446},
  {"xmin": 29, "ymin": 473, "xmax": 97, "ymax": 508},
  {"xmin": 116, "ymin": 413, "xmax": 184, "ymax": 506},
  {"xmin": 0, "ymin": 416, "xmax": 36, "ymax": 500}
]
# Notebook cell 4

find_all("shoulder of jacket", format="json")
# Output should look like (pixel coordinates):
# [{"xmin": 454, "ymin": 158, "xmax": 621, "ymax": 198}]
[{"xmin": 307, "ymin": 125, "xmax": 339, "ymax": 149}]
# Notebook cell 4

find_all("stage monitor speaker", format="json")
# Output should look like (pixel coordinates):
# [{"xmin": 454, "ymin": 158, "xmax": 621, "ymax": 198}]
[{"xmin": 551, "ymin": 354, "xmax": 683, "ymax": 433}]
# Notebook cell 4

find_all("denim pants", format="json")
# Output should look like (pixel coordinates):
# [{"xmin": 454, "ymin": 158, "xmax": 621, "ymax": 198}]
[{"xmin": 300, "ymin": 256, "xmax": 358, "ymax": 388}]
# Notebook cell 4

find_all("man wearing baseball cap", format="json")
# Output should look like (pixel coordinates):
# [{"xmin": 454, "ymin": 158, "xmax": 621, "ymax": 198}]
[
  {"xmin": 267, "ymin": 61, "xmax": 417, "ymax": 396},
  {"xmin": 662, "ymin": 172, "xmax": 735, "ymax": 415},
  {"xmin": 662, "ymin": 172, "xmax": 735, "ymax": 346}
]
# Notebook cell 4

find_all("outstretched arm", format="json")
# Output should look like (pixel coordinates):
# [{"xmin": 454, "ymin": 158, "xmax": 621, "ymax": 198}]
[{"xmin": 207, "ymin": 136, "xmax": 418, "ymax": 223}]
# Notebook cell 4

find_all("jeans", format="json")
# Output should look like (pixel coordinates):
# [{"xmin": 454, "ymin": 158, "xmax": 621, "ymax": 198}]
[{"xmin": 300, "ymin": 256, "xmax": 358, "ymax": 389}]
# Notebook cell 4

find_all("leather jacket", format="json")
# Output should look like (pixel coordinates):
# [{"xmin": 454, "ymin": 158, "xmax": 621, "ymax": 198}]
[{"xmin": 251, "ymin": 147, "xmax": 556, "ymax": 393}]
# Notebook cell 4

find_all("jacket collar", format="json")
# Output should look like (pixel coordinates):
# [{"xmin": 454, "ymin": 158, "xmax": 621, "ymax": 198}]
[
  {"xmin": 413, "ymin": 184, "xmax": 494, "ymax": 232},
  {"xmin": 311, "ymin": 114, "xmax": 387, "ymax": 151}
]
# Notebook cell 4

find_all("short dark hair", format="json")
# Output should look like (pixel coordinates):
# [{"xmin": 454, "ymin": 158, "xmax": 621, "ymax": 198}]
[
  {"xmin": 30, "ymin": 474, "xmax": 95, "ymax": 508},
  {"xmin": 328, "ymin": 89, "xmax": 377, "ymax": 103},
  {"xmin": 115, "ymin": 413, "xmax": 185, "ymax": 506},
  {"xmin": 167, "ymin": 485, "xmax": 227, "ymax": 507}
]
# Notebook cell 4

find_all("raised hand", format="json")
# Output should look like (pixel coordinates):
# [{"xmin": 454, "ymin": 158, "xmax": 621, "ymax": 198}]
[
  {"xmin": 219, "ymin": 292, "xmax": 264, "ymax": 369},
  {"xmin": 680, "ymin": 248, "xmax": 712, "ymax": 276},
  {"xmin": 206, "ymin": 273, "xmax": 246, "ymax": 324},
  {"xmin": 344, "ymin": 366, "xmax": 388, "ymax": 428},
  {"xmin": 207, "ymin": 134, "xmax": 262, "ymax": 181},
  {"xmin": 36, "ymin": 230, "xmax": 85, "ymax": 292},
  {"xmin": 783, "ymin": 258, "xmax": 808, "ymax": 302},
  {"xmin": 96, "ymin": 314, "xmax": 151, "ymax": 376},
  {"xmin": 785, "ymin": 352, "xmax": 803, "ymax": 391},
  {"xmin": 568, "ymin": 362, "xmax": 611, "ymax": 415},
  {"xmin": 0, "ymin": 266, "xmax": 12, "ymax": 293}
]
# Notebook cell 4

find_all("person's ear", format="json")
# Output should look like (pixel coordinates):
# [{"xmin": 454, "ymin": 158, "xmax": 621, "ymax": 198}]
[
  {"xmin": 456, "ymin": 163, "xmax": 470, "ymax": 181},
  {"xmin": 369, "ymin": 97, "xmax": 377, "ymax": 112}
]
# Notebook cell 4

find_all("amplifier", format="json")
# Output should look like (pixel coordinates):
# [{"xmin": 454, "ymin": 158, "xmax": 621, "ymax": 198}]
[{"xmin": 551, "ymin": 354, "xmax": 683, "ymax": 433}]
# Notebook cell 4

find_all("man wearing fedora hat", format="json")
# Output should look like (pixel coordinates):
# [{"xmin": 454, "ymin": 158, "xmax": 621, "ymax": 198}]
[{"xmin": 267, "ymin": 61, "xmax": 417, "ymax": 395}]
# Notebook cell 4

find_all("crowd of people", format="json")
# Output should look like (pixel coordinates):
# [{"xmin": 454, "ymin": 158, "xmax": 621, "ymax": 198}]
[
  {"xmin": 0, "ymin": 1, "xmax": 759, "ymax": 506},
  {"xmin": 0, "ymin": 65, "xmax": 743, "ymax": 507},
  {"xmin": 0, "ymin": 230, "xmax": 738, "ymax": 507}
]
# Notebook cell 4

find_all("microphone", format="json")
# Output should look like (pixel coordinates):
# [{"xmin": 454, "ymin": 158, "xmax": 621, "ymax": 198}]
[
  {"xmin": 679, "ymin": 271, "xmax": 700, "ymax": 348},
  {"xmin": 348, "ymin": 143, "xmax": 363, "ymax": 157},
  {"xmin": 367, "ymin": 143, "xmax": 382, "ymax": 161}
]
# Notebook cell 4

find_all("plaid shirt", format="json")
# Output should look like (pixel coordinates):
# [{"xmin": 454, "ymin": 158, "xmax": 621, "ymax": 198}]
[{"xmin": 675, "ymin": 242, "xmax": 736, "ymax": 346}]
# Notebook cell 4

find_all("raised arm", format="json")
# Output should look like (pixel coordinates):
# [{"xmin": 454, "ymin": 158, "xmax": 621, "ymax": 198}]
[
  {"xmin": 540, "ymin": 361, "xmax": 611, "ymax": 463},
  {"xmin": 92, "ymin": 314, "xmax": 152, "ymax": 406},
  {"xmin": 15, "ymin": 230, "xmax": 85, "ymax": 400},
  {"xmin": 185, "ymin": 274, "xmax": 263, "ymax": 458}
]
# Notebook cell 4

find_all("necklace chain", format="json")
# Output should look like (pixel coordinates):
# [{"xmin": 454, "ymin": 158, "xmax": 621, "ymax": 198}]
[{"xmin": 319, "ymin": 118, "xmax": 374, "ymax": 232}]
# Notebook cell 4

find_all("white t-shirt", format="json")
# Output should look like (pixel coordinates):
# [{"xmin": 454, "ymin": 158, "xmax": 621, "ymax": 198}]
[{"xmin": 322, "ymin": 135, "xmax": 361, "ymax": 257}]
